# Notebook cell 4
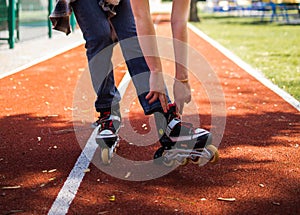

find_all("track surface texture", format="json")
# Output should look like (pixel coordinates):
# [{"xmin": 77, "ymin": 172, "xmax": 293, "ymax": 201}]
[{"xmin": 1, "ymin": 14, "xmax": 299, "ymax": 215}]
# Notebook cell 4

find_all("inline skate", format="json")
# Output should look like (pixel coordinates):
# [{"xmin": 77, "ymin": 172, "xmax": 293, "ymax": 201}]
[
  {"xmin": 94, "ymin": 112, "xmax": 121, "ymax": 165},
  {"xmin": 153, "ymin": 103, "xmax": 219, "ymax": 167}
]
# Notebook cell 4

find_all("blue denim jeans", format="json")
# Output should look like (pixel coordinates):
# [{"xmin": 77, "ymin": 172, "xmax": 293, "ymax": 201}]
[{"xmin": 71, "ymin": 0, "xmax": 169, "ymax": 115}]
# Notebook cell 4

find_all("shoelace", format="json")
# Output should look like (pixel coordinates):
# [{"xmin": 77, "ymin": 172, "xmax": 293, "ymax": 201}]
[
  {"xmin": 99, "ymin": 120, "xmax": 114, "ymax": 131},
  {"xmin": 96, "ymin": 112, "xmax": 112, "ymax": 129}
]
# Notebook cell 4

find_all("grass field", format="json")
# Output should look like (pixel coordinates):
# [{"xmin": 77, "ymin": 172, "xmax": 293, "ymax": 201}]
[{"xmin": 192, "ymin": 12, "xmax": 300, "ymax": 101}]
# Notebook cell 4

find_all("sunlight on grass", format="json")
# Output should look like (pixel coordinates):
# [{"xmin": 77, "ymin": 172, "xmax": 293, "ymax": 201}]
[{"xmin": 192, "ymin": 13, "xmax": 300, "ymax": 101}]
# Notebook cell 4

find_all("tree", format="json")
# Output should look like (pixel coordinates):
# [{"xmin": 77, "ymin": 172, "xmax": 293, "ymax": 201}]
[{"xmin": 189, "ymin": 0, "xmax": 200, "ymax": 22}]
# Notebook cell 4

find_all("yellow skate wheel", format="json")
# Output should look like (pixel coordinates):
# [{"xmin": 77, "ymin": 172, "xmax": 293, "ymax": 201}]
[
  {"xmin": 189, "ymin": 148, "xmax": 202, "ymax": 164},
  {"xmin": 181, "ymin": 158, "xmax": 188, "ymax": 166},
  {"xmin": 162, "ymin": 151, "xmax": 175, "ymax": 167},
  {"xmin": 206, "ymin": 145, "xmax": 219, "ymax": 164},
  {"xmin": 163, "ymin": 160, "xmax": 175, "ymax": 167},
  {"xmin": 190, "ymin": 155, "xmax": 200, "ymax": 164},
  {"xmin": 101, "ymin": 148, "xmax": 111, "ymax": 165},
  {"xmin": 175, "ymin": 158, "xmax": 188, "ymax": 166},
  {"xmin": 163, "ymin": 158, "xmax": 175, "ymax": 167}
]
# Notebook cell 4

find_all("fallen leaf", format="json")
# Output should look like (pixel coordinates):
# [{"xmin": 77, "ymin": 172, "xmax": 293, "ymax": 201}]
[
  {"xmin": 98, "ymin": 211, "xmax": 109, "ymax": 215},
  {"xmin": 259, "ymin": 183, "xmax": 265, "ymax": 188},
  {"xmin": 84, "ymin": 168, "xmax": 90, "ymax": 173},
  {"xmin": 48, "ymin": 114, "xmax": 59, "ymax": 117},
  {"xmin": 217, "ymin": 197, "xmax": 236, "ymax": 202},
  {"xmin": 53, "ymin": 129, "xmax": 75, "ymax": 134},
  {"xmin": 5, "ymin": 210, "xmax": 24, "ymax": 214},
  {"xmin": 1, "ymin": 186, "xmax": 21, "ymax": 190},
  {"xmin": 109, "ymin": 195, "xmax": 116, "ymax": 202},
  {"xmin": 124, "ymin": 172, "xmax": 131, "ymax": 179},
  {"xmin": 228, "ymin": 106, "xmax": 236, "ymax": 110}
]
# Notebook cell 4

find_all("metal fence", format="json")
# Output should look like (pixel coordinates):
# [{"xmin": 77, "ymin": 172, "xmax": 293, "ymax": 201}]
[
  {"xmin": 0, "ymin": 0, "xmax": 76, "ymax": 49},
  {"xmin": 0, "ymin": 0, "xmax": 19, "ymax": 48}
]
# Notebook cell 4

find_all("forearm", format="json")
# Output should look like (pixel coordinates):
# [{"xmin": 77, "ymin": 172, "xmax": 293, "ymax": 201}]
[
  {"xmin": 130, "ymin": 0, "xmax": 163, "ymax": 74},
  {"xmin": 171, "ymin": 0, "xmax": 190, "ymax": 80}
]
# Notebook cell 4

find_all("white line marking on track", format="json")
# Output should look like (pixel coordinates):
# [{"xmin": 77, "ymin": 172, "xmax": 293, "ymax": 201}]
[
  {"xmin": 48, "ymin": 128, "xmax": 98, "ymax": 215},
  {"xmin": 48, "ymin": 72, "xmax": 131, "ymax": 214},
  {"xmin": 188, "ymin": 23, "xmax": 300, "ymax": 112}
]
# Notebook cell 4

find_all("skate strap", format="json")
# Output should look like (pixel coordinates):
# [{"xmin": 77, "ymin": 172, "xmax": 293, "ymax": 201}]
[
  {"xmin": 110, "ymin": 114, "xmax": 121, "ymax": 121},
  {"xmin": 106, "ymin": 115, "xmax": 121, "ymax": 122},
  {"xmin": 165, "ymin": 118, "xmax": 181, "ymax": 137},
  {"xmin": 98, "ymin": 114, "xmax": 121, "ymax": 134}
]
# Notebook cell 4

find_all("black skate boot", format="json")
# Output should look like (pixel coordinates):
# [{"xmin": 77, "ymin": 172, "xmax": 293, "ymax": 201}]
[
  {"xmin": 153, "ymin": 103, "xmax": 218, "ymax": 167},
  {"xmin": 95, "ymin": 110, "xmax": 121, "ymax": 165}
]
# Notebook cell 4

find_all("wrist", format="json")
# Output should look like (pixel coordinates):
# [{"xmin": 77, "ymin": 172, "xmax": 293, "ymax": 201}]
[{"xmin": 174, "ymin": 78, "xmax": 189, "ymax": 83}]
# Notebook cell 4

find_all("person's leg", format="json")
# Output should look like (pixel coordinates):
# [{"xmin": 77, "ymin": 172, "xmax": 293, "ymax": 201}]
[
  {"xmin": 128, "ymin": 0, "xmax": 168, "ymax": 111},
  {"xmin": 71, "ymin": 0, "xmax": 121, "ymax": 114},
  {"xmin": 112, "ymin": 0, "xmax": 209, "ymax": 141},
  {"xmin": 71, "ymin": 1, "xmax": 122, "ymax": 163},
  {"xmin": 111, "ymin": 0, "xmax": 169, "ymax": 115}
]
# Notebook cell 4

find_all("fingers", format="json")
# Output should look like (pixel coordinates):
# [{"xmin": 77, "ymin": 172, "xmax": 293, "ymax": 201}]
[
  {"xmin": 146, "ymin": 91, "xmax": 158, "ymax": 104},
  {"xmin": 175, "ymin": 93, "xmax": 190, "ymax": 114},
  {"xmin": 185, "ymin": 94, "xmax": 191, "ymax": 104},
  {"xmin": 159, "ymin": 93, "xmax": 168, "ymax": 113},
  {"xmin": 177, "ymin": 102, "xmax": 184, "ymax": 115},
  {"xmin": 145, "ymin": 91, "xmax": 153, "ymax": 100},
  {"xmin": 146, "ymin": 91, "xmax": 168, "ymax": 113}
]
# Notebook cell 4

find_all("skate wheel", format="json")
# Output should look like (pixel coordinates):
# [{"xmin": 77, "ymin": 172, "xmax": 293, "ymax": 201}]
[
  {"xmin": 162, "ymin": 151, "xmax": 175, "ymax": 167},
  {"xmin": 161, "ymin": 149, "xmax": 176, "ymax": 167},
  {"xmin": 153, "ymin": 147, "xmax": 165, "ymax": 165},
  {"xmin": 207, "ymin": 145, "xmax": 219, "ymax": 164},
  {"xmin": 177, "ymin": 158, "xmax": 188, "ymax": 166},
  {"xmin": 163, "ymin": 158, "xmax": 175, "ymax": 167},
  {"xmin": 189, "ymin": 148, "xmax": 202, "ymax": 164},
  {"xmin": 189, "ymin": 156, "xmax": 200, "ymax": 164},
  {"xmin": 101, "ymin": 148, "xmax": 111, "ymax": 165}
]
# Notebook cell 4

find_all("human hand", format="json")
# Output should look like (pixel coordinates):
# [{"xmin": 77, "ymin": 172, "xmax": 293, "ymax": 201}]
[
  {"xmin": 146, "ymin": 72, "xmax": 168, "ymax": 113},
  {"xmin": 173, "ymin": 79, "xmax": 191, "ymax": 114}
]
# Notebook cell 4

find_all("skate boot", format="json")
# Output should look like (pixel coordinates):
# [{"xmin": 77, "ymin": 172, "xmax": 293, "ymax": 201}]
[
  {"xmin": 95, "ymin": 111, "xmax": 121, "ymax": 165},
  {"xmin": 153, "ymin": 103, "xmax": 219, "ymax": 167}
]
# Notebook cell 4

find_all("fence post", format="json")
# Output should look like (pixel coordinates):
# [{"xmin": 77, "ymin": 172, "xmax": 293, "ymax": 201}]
[
  {"xmin": 8, "ymin": 0, "xmax": 15, "ymax": 49},
  {"xmin": 48, "ymin": 0, "xmax": 53, "ymax": 38},
  {"xmin": 70, "ymin": 12, "xmax": 76, "ymax": 32}
]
